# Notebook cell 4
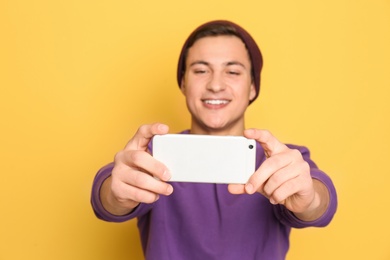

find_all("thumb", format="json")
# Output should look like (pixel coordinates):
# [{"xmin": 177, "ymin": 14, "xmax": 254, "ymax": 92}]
[{"xmin": 125, "ymin": 123, "xmax": 169, "ymax": 151}]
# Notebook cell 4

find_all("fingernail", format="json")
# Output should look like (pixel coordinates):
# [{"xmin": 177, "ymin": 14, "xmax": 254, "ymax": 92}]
[
  {"xmin": 166, "ymin": 185, "xmax": 173, "ymax": 195},
  {"xmin": 270, "ymin": 198, "xmax": 277, "ymax": 205},
  {"xmin": 162, "ymin": 170, "xmax": 171, "ymax": 181},
  {"xmin": 159, "ymin": 124, "xmax": 168, "ymax": 132}
]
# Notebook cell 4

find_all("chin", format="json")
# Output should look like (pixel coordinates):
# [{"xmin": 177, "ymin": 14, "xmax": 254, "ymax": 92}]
[{"xmin": 200, "ymin": 121, "xmax": 236, "ymax": 135}]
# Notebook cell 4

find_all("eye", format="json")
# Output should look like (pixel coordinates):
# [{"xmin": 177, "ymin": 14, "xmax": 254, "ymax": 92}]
[
  {"xmin": 227, "ymin": 71, "xmax": 240, "ymax": 75},
  {"xmin": 194, "ymin": 69, "xmax": 207, "ymax": 74}
]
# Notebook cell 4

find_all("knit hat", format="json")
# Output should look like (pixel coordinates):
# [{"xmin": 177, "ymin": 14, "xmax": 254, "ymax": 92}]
[{"xmin": 177, "ymin": 20, "xmax": 263, "ymax": 104}]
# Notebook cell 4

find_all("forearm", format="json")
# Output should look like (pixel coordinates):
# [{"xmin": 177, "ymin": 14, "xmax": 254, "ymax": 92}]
[{"xmin": 294, "ymin": 179, "xmax": 330, "ymax": 222}]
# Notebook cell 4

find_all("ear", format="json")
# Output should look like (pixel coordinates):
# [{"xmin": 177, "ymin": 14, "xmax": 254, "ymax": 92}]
[
  {"xmin": 249, "ymin": 83, "xmax": 256, "ymax": 101},
  {"xmin": 180, "ymin": 77, "xmax": 186, "ymax": 95}
]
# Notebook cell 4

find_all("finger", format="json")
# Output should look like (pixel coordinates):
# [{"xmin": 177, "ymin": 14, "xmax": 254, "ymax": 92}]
[
  {"xmin": 268, "ymin": 177, "xmax": 303, "ymax": 205},
  {"xmin": 228, "ymin": 184, "xmax": 246, "ymax": 194},
  {"xmin": 263, "ymin": 151, "xmax": 309, "ymax": 196},
  {"xmin": 262, "ymin": 164, "xmax": 300, "ymax": 197},
  {"xmin": 116, "ymin": 180, "xmax": 162, "ymax": 204},
  {"xmin": 125, "ymin": 123, "xmax": 169, "ymax": 151},
  {"xmin": 121, "ymin": 150, "xmax": 171, "ymax": 181},
  {"xmin": 130, "ymin": 170, "xmax": 174, "ymax": 196},
  {"xmin": 244, "ymin": 129, "xmax": 288, "ymax": 158},
  {"xmin": 116, "ymin": 167, "xmax": 174, "ymax": 196},
  {"xmin": 245, "ymin": 152, "xmax": 292, "ymax": 194}
]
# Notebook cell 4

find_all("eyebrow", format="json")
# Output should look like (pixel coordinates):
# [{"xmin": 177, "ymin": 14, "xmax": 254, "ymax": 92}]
[
  {"xmin": 189, "ymin": 60, "xmax": 209, "ymax": 67},
  {"xmin": 226, "ymin": 61, "xmax": 247, "ymax": 69},
  {"xmin": 189, "ymin": 60, "xmax": 247, "ymax": 69}
]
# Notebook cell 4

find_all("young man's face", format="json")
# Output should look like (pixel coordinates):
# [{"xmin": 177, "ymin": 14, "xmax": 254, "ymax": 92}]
[{"xmin": 181, "ymin": 35, "xmax": 256, "ymax": 135}]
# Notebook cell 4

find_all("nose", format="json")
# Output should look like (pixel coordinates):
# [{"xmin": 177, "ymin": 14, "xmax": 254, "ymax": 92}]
[{"xmin": 206, "ymin": 72, "xmax": 226, "ymax": 92}]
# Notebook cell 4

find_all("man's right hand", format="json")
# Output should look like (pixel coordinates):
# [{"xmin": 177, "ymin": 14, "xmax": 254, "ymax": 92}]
[{"xmin": 100, "ymin": 123, "xmax": 173, "ymax": 216}]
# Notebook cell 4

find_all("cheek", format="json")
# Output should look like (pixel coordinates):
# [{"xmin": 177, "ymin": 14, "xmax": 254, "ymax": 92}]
[
  {"xmin": 183, "ymin": 81, "xmax": 201, "ymax": 98},
  {"xmin": 233, "ymin": 82, "xmax": 253, "ymax": 98},
  {"xmin": 182, "ymin": 87, "xmax": 198, "ymax": 105}
]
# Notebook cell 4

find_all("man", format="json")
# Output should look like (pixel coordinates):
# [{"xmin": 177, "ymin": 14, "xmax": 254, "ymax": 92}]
[{"xmin": 91, "ymin": 20, "xmax": 337, "ymax": 259}]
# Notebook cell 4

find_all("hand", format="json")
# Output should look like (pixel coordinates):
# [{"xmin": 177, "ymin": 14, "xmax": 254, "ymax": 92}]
[
  {"xmin": 101, "ymin": 123, "xmax": 174, "ymax": 216},
  {"xmin": 228, "ymin": 129, "xmax": 318, "ymax": 215}
]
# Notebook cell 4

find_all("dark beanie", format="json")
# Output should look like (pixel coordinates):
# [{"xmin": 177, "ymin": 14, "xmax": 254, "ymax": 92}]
[{"xmin": 177, "ymin": 20, "xmax": 263, "ymax": 104}]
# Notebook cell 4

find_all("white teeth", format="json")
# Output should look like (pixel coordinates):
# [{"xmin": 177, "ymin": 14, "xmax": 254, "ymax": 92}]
[{"xmin": 204, "ymin": 100, "xmax": 229, "ymax": 105}]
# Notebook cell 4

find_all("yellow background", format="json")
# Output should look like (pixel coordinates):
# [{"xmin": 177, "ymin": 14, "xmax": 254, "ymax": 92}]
[{"xmin": 1, "ymin": 1, "xmax": 389, "ymax": 259}]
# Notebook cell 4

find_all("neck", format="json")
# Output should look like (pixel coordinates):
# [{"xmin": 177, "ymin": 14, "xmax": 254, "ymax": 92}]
[{"xmin": 189, "ymin": 121, "xmax": 245, "ymax": 136}]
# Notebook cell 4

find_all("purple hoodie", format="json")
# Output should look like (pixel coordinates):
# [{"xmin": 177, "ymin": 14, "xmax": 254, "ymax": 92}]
[{"xmin": 91, "ymin": 131, "xmax": 337, "ymax": 259}]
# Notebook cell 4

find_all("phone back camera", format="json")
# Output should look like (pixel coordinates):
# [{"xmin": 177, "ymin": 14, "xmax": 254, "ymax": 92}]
[{"xmin": 249, "ymin": 145, "xmax": 254, "ymax": 149}]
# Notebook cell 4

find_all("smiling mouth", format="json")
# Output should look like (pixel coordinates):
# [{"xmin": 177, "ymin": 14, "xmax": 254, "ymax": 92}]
[{"xmin": 203, "ymin": 99, "xmax": 230, "ymax": 105}]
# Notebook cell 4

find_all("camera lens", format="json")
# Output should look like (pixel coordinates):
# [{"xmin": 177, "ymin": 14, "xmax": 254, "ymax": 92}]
[{"xmin": 249, "ymin": 145, "xmax": 254, "ymax": 149}]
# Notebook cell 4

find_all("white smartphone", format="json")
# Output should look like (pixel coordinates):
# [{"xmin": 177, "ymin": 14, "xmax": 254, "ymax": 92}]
[{"xmin": 152, "ymin": 134, "xmax": 256, "ymax": 184}]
